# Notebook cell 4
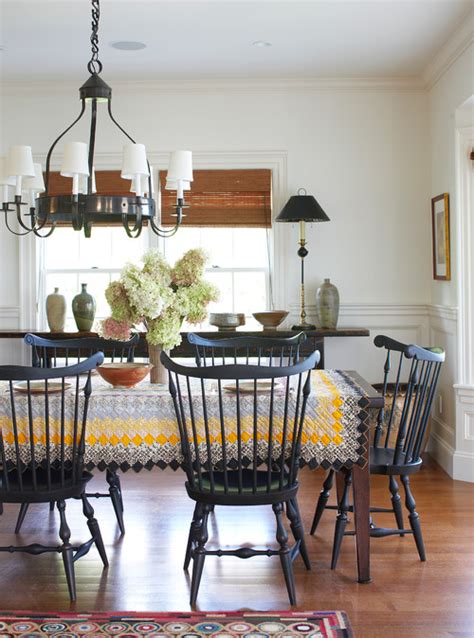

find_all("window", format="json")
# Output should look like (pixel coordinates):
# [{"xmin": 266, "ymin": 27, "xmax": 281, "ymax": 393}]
[
  {"xmin": 39, "ymin": 226, "xmax": 149, "ymax": 330},
  {"xmin": 163, "ymin": 227, "xmax": 271, "ymax": 329},
  {"xmin": 37, "ymin": 167, "xmax": 273, "ymax": 332}
]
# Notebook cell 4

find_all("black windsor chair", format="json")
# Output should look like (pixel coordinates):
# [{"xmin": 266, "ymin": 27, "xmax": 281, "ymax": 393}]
[
  {"xmin": 161, "ymin": 349, "xmax": 320, "ymax": 606},
  {"xmin": 18, "ymin": 332, "xmax": 140, "ymax": 535},
  {"xmin": 0, "ymin": 353, "xmax": 108, "ymax": 602},
  {"xmin": 310, "ymin": 335, "xmax": 445, "ymax": 567},
  {"xmin": 188, "ymin": 331, "xmax": 307, "ymax": 367}
]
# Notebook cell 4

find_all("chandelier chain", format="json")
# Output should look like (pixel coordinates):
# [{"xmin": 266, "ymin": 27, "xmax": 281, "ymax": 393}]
[{"xmin": 87, "ymin": 0, "xmax": 103, "ymax": 75}]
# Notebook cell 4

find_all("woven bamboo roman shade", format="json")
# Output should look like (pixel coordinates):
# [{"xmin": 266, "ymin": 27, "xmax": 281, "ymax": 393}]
[
  {"xmin": 160, "ymin": 169, "xmax": 272, "ymax": 227},
  {"xmin": 45, "ymin": 169, "xmax": 272, "ymax": 228}
]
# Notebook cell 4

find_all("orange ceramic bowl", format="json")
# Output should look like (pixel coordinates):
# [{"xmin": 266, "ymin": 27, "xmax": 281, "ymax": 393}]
[{"xmin": 97, "ymin": 362, "xmax": 152, "ymax": 388}]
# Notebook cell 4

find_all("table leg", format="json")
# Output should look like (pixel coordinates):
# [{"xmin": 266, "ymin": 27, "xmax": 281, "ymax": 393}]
[{"xmin": 352, "ymin": 462, "xmax": 370, "ymax": 583}]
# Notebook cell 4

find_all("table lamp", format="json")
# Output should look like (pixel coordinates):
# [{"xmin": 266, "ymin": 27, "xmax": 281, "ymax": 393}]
[{"xmin": 276, "ymin": 188, "xmax": 330, "ymax": 330}]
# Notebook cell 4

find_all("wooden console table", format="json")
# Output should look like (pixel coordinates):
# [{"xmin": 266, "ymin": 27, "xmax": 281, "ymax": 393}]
[{"xmin": 0, "ymin": 328, "xmax": 369, "ymax": 369}]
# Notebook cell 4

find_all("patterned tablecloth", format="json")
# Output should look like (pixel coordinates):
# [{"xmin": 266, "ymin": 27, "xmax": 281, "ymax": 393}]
[{"xmin": 0, "ymin": 370, "xmax": 370, "ymax": 473}]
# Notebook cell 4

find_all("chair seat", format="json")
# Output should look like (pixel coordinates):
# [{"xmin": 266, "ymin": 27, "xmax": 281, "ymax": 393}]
[
  {"xmin": 370, "ymin": 446, "xmax": 422, "ymax": 475},
  {"xmin": 0, "ymin": 468, "xmax": 93, "ymax": 503},
  {"xmin": 186, "ymin": 469, "xmax": 298, "ymax": 505}
]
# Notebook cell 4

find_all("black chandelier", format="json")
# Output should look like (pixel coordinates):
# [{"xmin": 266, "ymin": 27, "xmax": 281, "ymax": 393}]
[{"xmin": 0, "ymin": 0, "xmax": 192, "ymax": 238}]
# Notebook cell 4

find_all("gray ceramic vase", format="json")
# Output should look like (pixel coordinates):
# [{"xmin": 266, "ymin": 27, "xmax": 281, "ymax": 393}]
[
  {"xmin": 72, "ymin": 283, "xmax": 96, "ymax": 331},
  {"xmin": 46, "ymin": 287, "xmax": 66, "ymax": 332},
  {"xmin": 316, "ymin": 278, "xmax": 339, "ymax": 329}
]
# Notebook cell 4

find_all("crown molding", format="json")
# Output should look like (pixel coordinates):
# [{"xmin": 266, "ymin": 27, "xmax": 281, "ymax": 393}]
[
  {"xmin": 1, "ymin": 75, "xmax": 426, "ymax": 98},
  {"xmin": 422, "ymin": 9, "xmax": 474, "ymax": 90}
]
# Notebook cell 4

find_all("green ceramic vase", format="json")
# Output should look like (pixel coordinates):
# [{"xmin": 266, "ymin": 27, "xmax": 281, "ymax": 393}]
[{"xmin": 72, "ymin": 283, "xmax": 96, "ymax": 331}]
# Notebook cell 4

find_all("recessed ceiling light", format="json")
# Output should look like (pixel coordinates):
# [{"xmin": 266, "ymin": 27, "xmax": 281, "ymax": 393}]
[
  {"xmin": 110, "ymin": 41, "xmax": 147, "ymax": 51},
  {"xmin": 252, "ymin": 40, "xmax": 272, "ymax": 48}
]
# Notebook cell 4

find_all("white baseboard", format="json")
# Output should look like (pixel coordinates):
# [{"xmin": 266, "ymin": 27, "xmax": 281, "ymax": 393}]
[
  {"xmin": 453, "ymin": 451, "xmax": 474, "ymax": 483},
  {"xmin": 428, "ymin": 432, "xmax": 454, "ymax": 477}
]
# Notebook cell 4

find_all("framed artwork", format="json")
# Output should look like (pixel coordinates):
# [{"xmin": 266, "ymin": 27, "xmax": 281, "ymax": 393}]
[{"xmin": 431, "ymin": 193, "xmax": 450, "ymax": 281}]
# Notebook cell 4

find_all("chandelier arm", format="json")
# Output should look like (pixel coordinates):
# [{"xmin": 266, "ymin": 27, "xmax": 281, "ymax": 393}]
[
  {"xmin": 32, "ymin": 221, "xmax": 56, "ymax": 238},
  {"xmin": 3, "ymin": 210, "xmax": 33, "ymax": 236},
  {"xmin": 122, "ymin": 214, "xmax": 143, "ymax": 239},
  {"xmin": 44, "ymin": 100, "xmax": 87, "ymax": 193},
  {"xmin": 87, "ymin": 99, "xmax": 98, "ymax": 191},
  {"xmin": 149, "ymin": 216, "xmax": 180, "ymax": 237},
  {"xmin": 107, "ymin": 101, "xmax": 136, "ymax": 144},
  {"xmin": 14, "ymin": 200, "xmax": 38, "ymax": 232}
]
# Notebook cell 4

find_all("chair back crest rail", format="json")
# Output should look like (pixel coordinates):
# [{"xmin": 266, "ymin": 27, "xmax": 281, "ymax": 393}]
[
  {"xmin": 0, "ymin": 353, "xmax": 104, "ymax": 499},
  {"xmin": 373, "ymin": 335, "xmax": 445, "ymax": 466},
  {"xmin": 24, "ymin": 333, "xmax": 140, "ymax": 368},
  {"xmin": 187, "ymin": 332, "xmax": 307, "ymax": 368},
  {"xmin": 161, "ymin": 350, "xmax": 319, "ymax": 499}
]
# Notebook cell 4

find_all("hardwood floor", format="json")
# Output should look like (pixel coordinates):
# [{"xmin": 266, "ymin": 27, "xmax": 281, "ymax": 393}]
[{"xmin": 0, "ymin": 456, "xmax": 473, "ymax": 637}]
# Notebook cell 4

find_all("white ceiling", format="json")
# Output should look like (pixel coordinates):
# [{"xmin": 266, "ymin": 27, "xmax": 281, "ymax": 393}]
[{"xmin": 0, "ymin": 0, "xmax": 472, "ymax": 83}]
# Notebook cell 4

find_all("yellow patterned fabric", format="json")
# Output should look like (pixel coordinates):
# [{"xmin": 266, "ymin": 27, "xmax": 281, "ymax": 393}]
[{"xmin": 0, "ymin": 370, "xmax": 366, "ymax": 471}]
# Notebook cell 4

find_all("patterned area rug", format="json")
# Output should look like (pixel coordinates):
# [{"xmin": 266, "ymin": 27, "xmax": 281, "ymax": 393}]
[{"xmin": 0, "ymin": 611, "xmax": 353, "ymax": 637}]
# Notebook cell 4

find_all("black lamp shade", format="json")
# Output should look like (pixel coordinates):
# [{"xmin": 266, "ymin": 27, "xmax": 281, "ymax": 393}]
[{"xmin": 276, "ymin": 194, "xmax": 330, "ymax": 223}]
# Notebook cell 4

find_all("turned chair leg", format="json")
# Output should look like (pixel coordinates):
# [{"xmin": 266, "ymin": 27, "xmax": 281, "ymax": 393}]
[
  {"xmin": 401, "ymin": 474, "xmax": 426, "ymax": 561},
  {"xmin": 190, "ymin": 503, "xmax": 211, "ymax": 607},
  {"xmin": 184, "ymin": 502, "xmax": 204, "ymax": 571},
  {"xmin": 82, "ymin": 495, "xmax": 108, "ymax": 567},
  {"xmin": 389, "ymin": 475, "xmax": 405, "ymax": 536},
  {"xmin": 106, "ymin": 469, "xmax": 125, "ymax": 534},
  {"xmin": 310, "ymin": 469, "xmax": 334, "ymax": 535},
  {"xmin": 274, "ymin": 501, "xmax": 296, "ymax": 606},
  {"xmin": 14, "ymin": 502, "xmax": 30, "ymax": 533},
  {"xmin": 57, "ymin": 500, "xmax": 76, "ymax": 602},
  {"xmin": 331, "ymin": 470, "xmax": 352, "ymax": 570},
  {"xmin": 286, "ymin": 498, "xmax": 311, "ymax": 570}
]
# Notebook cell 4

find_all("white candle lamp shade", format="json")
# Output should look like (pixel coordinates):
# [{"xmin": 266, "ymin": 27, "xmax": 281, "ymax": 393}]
[
  {"xmin": 60, "ymin": 142, "xmax": 89, "ymax": 177},
  {"xmin": 165, "ymin": 178, "xmax": 191, "ymax": 191},
  {"xmin": 6, "ymin": 146, "xmax": 35, "ymax": 179},
  {"xmin": 0, "ymin": 157, "xmax": 16, "ymax": 186},
  {"xmin": 0, "ymin": 157, "xmax": 16, "ymax": 204},
  {"xmin": 167, "ymin": 150, "xmax": 193, "ymax": 182},
  {"xmin": 121, "ymin": 143, "xmax": 149, "ymax": 179},
  {"xmin": 23, "ymin": 163, "xmax": 45, "ymax": 194}
]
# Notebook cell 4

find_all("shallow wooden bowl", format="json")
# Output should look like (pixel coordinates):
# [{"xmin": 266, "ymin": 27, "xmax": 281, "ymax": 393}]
[
  {"xmin": 97, "ymin": 362, "xmax": 152, "ymax": 388},
  {"xmin": 252, "ymin": 311, "xmax": 289, "ymax": 330}
]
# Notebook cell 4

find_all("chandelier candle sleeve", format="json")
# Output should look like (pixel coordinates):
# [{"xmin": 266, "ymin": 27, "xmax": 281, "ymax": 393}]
[{"xmin": 23, "ymin": 164, "xmax": 45, "ymax": 208}]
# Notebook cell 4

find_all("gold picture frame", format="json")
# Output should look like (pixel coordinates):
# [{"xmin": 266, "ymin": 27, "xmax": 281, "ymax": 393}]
[{"xmin": 431, "ymin": 193, "xmax": 450, "ymax": 281}]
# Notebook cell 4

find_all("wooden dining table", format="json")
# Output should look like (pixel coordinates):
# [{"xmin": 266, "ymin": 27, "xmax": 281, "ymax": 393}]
[{"xmin": 0, "ymin": 367, "xmax": 382, "ymax": 583}]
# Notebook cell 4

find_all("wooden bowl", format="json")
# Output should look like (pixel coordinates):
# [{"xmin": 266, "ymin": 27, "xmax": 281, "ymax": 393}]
[
  {"xmin": 97, "ymin": 362, "xmax": 152, "ymax": 388},
  {"xmin": 252, "ymin": 311, "xmax": 289, "ymax": 330}
]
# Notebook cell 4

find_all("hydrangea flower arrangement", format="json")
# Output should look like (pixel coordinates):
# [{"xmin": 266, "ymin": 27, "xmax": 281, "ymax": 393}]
[{"xmin": 99, "ymin": 248, "xmax": 219, "ymax": 350}]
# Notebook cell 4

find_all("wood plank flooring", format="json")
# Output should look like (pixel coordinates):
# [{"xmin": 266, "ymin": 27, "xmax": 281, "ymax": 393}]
[{"xmin": 0, "ymin": 456, "xmax": 473, "ymax": 637}]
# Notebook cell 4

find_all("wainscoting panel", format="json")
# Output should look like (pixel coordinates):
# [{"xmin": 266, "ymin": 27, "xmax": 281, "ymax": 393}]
[
  {"xmin": 427, "ymin": 304, "xmax": 458, "ymax": 478},
  {"xmin": 0, "ymin": 307, "xmax": 25, "ymax": 365}
]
